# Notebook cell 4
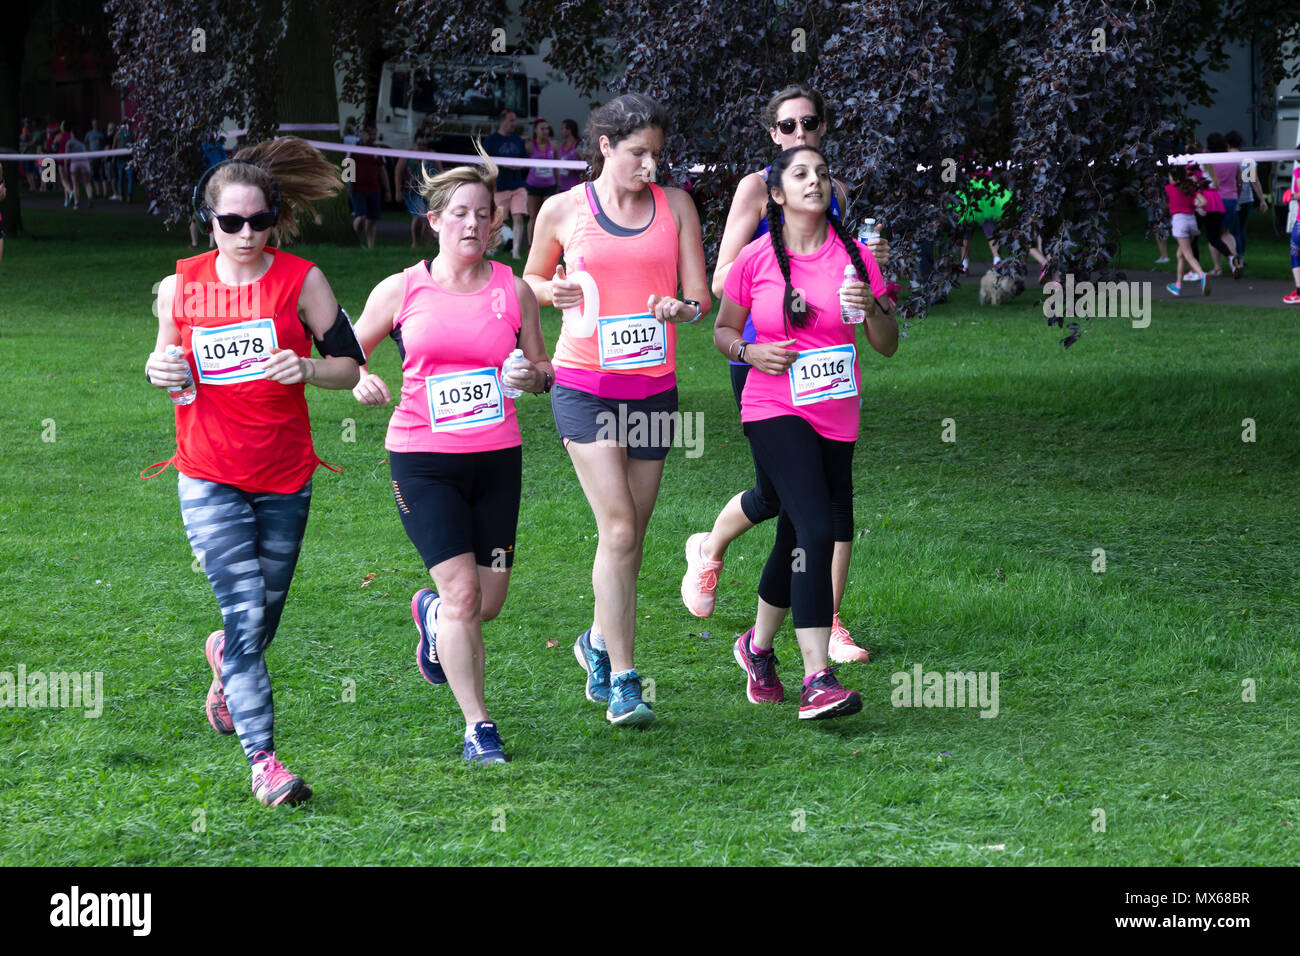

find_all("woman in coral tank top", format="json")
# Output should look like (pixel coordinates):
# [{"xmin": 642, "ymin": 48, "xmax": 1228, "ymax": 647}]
[
  {"xmin": 143, "ymin": 138, "xmax": 363, "ymax": 807},
  {"xmin": 351, "ymin": 148, "xmax": 553, "ymax": 765},
  {"xmin": 524, "ymin": 94, "xmax": 711, "ymax": 727}
]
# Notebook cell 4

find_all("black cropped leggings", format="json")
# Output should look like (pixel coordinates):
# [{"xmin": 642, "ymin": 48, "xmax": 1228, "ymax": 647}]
[{"xmin": 744, "ymin": 415, "xmax": 855, "ymax": 629}]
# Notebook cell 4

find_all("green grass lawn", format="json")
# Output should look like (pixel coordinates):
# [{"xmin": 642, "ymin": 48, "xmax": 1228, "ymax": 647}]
[{"xmin": 0, "ymin": 208, "xmax": 1297, "ymax": 866}]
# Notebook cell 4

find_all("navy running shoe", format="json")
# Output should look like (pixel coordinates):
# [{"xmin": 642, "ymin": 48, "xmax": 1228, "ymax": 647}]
[
  {"xmin": 463, "ymin": 721, "xmax": 509, "ymax": 764},
  {"xmin": 574, "ymin": 628, "xmax": 610, "ymax": 702},
  {"xmin": 607, "ymin": 670, "xmax": 656, "ymax": 726},
  {"xmin": 412, "ymin": 588, "xmax": 446, "ymax": 685}
]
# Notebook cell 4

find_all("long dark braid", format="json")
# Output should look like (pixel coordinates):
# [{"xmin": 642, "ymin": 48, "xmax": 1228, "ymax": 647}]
[{"xmin": 765, "ymin": 193, "xmax": 812, "ymax": 334}]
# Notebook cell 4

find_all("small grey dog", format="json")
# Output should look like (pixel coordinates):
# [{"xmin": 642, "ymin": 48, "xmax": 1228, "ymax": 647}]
[{"xmin": 979, "ymin": 269, "xmax": 1025, "ymax": 305}]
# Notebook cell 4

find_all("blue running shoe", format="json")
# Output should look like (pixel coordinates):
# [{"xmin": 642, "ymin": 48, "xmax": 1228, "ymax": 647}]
[
  {"xmin": 463, "ymin": 721, "xmax": 509, "ymax": 764},
  {"xmin": 574, "ymin": 628, "xmax": 610, "ymax": 702},
  {"xmin": 607, "ymin": 670, "xmax": 656, "ymax": 726},
  {"xmin": 412, "ymin": 589, "xmax": 446, "ymax": 685}
]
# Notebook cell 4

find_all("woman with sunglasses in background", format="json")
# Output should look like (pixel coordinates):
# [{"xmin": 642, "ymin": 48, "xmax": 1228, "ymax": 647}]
[
  {"xmin": 681, "ymin": 85, "xmax": 886, "ymax": 664},
  {"xmin": 142, "ymin": 138, "xmax": 365, "ymax": 806},
  {"xmin": 714, "ymin": 144, "xmax": 896, "ymax": 718}
]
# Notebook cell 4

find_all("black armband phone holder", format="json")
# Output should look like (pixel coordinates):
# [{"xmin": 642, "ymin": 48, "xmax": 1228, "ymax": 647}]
[{"xmin": 311, "ymin": 306, "xmax": 367, "ymax": 363}]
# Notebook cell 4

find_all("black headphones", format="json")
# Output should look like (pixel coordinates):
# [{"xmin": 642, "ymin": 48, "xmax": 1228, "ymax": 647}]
[{"xmin": 192, "ymin": 158, "xmax": 282, "ymax": 233}]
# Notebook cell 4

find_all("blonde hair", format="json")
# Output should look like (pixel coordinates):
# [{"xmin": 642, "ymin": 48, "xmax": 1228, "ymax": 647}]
[
  {"xmin": 416, "ymin": 139, "xmax": 506, "ymax": 252},
  {"xmin": 204, "ymin": 136, "xmax": 343, "ymax": 245}
]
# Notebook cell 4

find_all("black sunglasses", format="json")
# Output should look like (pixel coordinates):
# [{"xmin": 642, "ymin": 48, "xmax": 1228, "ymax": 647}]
[
  {"xmin": 213, "ymin": 211, "xmax": 275, "ymax": 233},
  {"xmin": 775, "ymin": 115, "xmax": 822, "ymax": 135}
]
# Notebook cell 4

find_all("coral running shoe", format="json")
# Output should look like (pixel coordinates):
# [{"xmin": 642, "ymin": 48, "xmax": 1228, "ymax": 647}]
[
  {"xmin": 681, "ymin": 532, "xmax": 723, "ymax": 617},
  {"xmin": 733, "ymin": 628, "xmax": 785, "ymax": 704},
  {"xmin": 1284, "ymin": 290, "xmax": 1300, "ymax": 304},
  {"xmin": 798, "ymin": 668, "xmax": 863, "ymax": 720},
  {"xmin": 412, "ymin": 589, "xmax": 446, "ymax": 685},
  {"xmin": 827, "ymin": 614, "xmax": 870, "ymax": 663},
  {"xmin": 204, "ymin": 629, "xmax": 234, "ymax": 735},
  {"xmin": 250, "ymin": 751, "xmax": 312, "ymax": 806}
]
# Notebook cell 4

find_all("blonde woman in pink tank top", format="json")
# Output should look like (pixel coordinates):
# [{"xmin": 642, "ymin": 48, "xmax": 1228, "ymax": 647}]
[
  {"xmin": 351, "ymin": 147, "xmax": 554, "ymax": 765},
  {"xmin": 523, "ymin": 93, "xmax": 711, "ymax": 727}
]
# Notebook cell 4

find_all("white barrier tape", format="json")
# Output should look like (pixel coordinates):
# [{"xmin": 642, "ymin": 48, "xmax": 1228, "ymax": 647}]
[
  {"xmin": 1169, "ymin": 150, "xmax": 1300, "ymax": 164},
  {"xmin": 0, "ymin": 148, "xmax": 132, "ymax": 161},
  {"xmin": 304, "ymin": 137, "xmax": 587, "ymax": 170}
]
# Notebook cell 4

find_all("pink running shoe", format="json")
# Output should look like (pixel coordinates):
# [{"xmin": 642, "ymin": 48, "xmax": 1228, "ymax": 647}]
[
  {"xmin": 681, "ymin": 532, "xmax": 723, "ymax": 618},
  {"xmin": 250, "ymin": 751, "xmax": 312, "ymax": 806},
  {"xmin": 799, "ymin": 668, "xmax": 863, "ymax": 720},
  {"xmin": 204, "ymin": 630, "xmax": 234, "ymax": 735},
  {"xmin": 827, "ymin": 614, "xmax": 870, "ymax": 664},
  {"xmin": 733, "ymin": 628, "xmax": 785, "ymax": 704}
]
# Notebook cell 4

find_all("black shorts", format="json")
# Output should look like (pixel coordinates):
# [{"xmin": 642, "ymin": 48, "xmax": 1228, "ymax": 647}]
[
  {"xmin": 550, "ymin": 384, "xmax": 678, "ymax": 461},
  {"xmin": 389, "ymin": 447, "xmax": 522, "ymax": 570},
  {"xmin": 526, "ymin": 183, "xmax": 557, "ymax": 198}
]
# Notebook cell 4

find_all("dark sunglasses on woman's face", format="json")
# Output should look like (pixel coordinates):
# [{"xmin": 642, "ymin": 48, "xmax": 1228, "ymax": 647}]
[
  {"xmin": 213, "ymin": 211, "xmax": 276, "ymax": 233},
  {"xmin": 775, "ymin": 116, "xmax": 822, "ymax": 135}
]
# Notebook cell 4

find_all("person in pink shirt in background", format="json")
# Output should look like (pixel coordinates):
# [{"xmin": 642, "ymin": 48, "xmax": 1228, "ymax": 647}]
[
  {"xmin": 351, "ymin": 146, "xmax": 554, "ymax": 765},
  {"xmin": 1204, "ymin": 132, "xmax": 1243, "ymax": 279},
  {"xmin": 710, "ymin": 145, "xmax": 897, "ymax": 721},
  {"xmin": 555, "ymin": 118, "xmax": 583, "ymax": 193},
  {"xmin": 1164, "ymin": 165, "xmax": 1210, "ymax": 297}
]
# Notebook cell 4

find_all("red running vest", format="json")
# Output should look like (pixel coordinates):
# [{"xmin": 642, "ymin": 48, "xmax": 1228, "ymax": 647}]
[{"xmin": 169, "ymin": 248, "xmax": 321, "ymax": 494}]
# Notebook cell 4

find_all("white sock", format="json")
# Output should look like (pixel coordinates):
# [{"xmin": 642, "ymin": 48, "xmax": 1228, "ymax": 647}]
[
  {"xmin": 590, "ymin": 630, "xmax": 606, "ymax": 650},
  {"xmin": 425, "ymin": 597, "xmax": 439, "ymax": 634},
  {"xmin": 611, "ymin": 668, "xmax": 635, "ymax": 681}
]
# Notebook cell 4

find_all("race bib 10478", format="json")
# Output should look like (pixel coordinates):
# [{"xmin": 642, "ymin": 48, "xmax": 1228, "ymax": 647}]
[
  {"xmin": 596, "ymin": 313, "xmax": 667, "ymax": 370},
  {"xmin": 426, "ymin": 367, "xmax": 505, "ymax": 432},
  {"xmin": 789, "ymin": 344, "xmax": 858, "ymax": 407},
  {"xmin": 192, "ymin": 318, "xmax": 278, "ymax": 384}
]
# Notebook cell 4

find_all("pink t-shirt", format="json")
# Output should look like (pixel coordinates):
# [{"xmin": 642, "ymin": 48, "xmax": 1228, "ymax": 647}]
[
  {"xmin": 1165, "ymin": 182, "xmax": 1195, "ymax": 216},
  {"xmin": 1213, "ymin": 163, "xmax": 1238, "ymax": 200},
  {"xmin": 385, "ymin": 260, "xmax": 523, "ymax": 454},
  {"xmin": 725, "ymin": 229, "xmax": 887, "ymax": 442}
]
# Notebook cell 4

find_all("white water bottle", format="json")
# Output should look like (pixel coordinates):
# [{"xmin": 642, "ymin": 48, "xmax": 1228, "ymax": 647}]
[
  {"xmin": 840, "ymin": 265, "xmax": 865, "ymax": 325},
  {"xmin": 165, "ymin": 344, "xmax": 197, "ymax": 405},
  {"xmin": 500, "ymin": 348, "xmax": 525, "ymax": 399},
  {"xmin": 561, "ymin": 256, "xmax": 600, "ymax": 337}
]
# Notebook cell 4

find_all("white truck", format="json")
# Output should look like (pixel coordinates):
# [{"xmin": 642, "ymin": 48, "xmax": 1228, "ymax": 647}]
[{"xmin": 339, "ymin": 47, "xmax": 611, "ymax": 153}]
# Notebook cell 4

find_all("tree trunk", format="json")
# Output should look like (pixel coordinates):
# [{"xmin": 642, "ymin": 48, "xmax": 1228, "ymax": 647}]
[
  {"xmin": 276, "ymin": 0, "xmax": 353, "ymax": 245},
  {"xmin": 0, "ymin": 7, "xmax": 35, "ymax": 238}
]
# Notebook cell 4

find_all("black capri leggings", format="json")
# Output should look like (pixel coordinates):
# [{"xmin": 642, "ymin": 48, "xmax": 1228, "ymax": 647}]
[
  {"xmin": 733, "ymin": 363, "xmax": 853, "ymax": 541},
  {"xmin": 1197, "ymin": 211, "xmax": 1233, "ymax": 259},
  {"xmin": 745, "ymin": 415, "xmax": 855, "ymax": 629}
]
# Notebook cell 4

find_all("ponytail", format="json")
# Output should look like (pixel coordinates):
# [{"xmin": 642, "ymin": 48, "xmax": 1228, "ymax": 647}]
[{"xmin": 204, "ymin": 136, "xmax": 343, "ymax": 245}]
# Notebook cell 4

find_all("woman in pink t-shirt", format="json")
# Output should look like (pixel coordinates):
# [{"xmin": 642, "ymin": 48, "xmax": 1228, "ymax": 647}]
[
  {"xmin": 352, "ymin": 148, "xmax": 554, "ymax": 765},
  {"xmin": 712, "ymin": 145, "xmax": 897, "ymax": 721}
]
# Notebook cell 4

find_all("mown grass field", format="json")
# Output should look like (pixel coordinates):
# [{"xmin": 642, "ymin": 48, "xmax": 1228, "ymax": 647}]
[{"xmin": 0, "ymin": 207, "xmax": 1296, "ymax": 865}]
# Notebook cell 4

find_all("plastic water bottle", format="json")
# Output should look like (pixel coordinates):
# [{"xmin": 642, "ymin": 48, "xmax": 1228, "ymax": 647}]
[
  {"xmin": 840, "ymin": 265, "xmax": 865, "ymax": 325},
  {"xmin": 165, "ymin": 344, "xmax": 197, "ymax": 405},
  {"xmin": 500, "ymin": 348, "xmax": 525, "ymax": 399},
  {"xmin": 561, "ymin": 256, "xmax": 600, "ymax": 337},
  {"xmin": 858, "ymin": 218, "xmax": 880, "ymax": 241}
]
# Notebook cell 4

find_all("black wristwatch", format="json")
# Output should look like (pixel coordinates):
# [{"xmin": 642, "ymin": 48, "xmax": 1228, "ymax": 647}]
[{"xmin": 737, "ymin": 342, "xmax": 749, "ymax": 364}]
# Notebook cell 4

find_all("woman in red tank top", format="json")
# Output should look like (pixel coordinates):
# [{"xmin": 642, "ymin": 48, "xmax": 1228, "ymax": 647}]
[
  {"xmin": 523, "ymin": 94, "xmax": 711, "ymax": 727},
  {"xmin": 351, "ymin": 147, "xmax": 554, "ymax": 765},
  {"xmin": 143, "ymin": 138, "xmax": 362, "ymax": 807}
]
